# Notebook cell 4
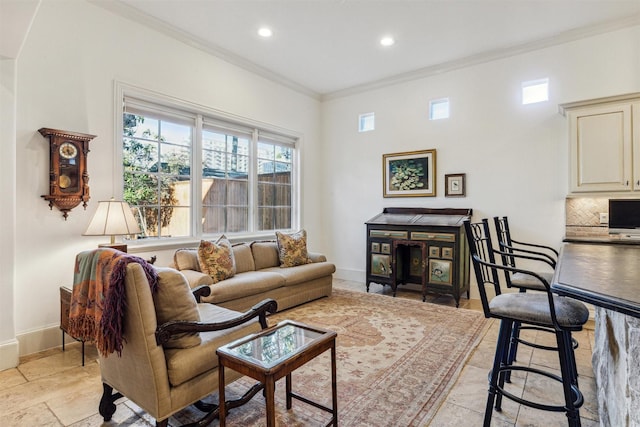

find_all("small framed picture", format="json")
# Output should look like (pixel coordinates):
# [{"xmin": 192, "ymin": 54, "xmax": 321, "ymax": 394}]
[{"xmin": 445, "ymin": 173, "xmax": 466, "ymax": 197}]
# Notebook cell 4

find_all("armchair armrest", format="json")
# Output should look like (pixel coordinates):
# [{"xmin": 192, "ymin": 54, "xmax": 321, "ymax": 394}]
[
  {"xmin": 155, "ymin": 298, "xmax": 278, "ymax": 345},
  {"xmin": 191, "ymin": 285, "xmax": 211, "ymax": 302}
]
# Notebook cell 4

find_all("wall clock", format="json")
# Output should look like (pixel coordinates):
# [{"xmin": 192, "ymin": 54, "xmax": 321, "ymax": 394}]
[{"xmin": 39, "ymin": 128, "xmax": 96, "ymax": 220}]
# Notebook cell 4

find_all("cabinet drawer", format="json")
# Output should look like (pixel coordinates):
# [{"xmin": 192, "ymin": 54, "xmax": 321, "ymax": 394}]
[
  {"xmin": 411, "ymin": 232, "xmax": 456, "ymax": 242},
  {"xmin": 370, "ymin": 230, "xmax": 408, "ymax": 239}
]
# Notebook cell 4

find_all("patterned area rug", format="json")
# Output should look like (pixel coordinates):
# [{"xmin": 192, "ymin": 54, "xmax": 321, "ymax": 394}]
[{"xmin": 137, "ymin": 289, "xmax": 488, "ymax": 426}]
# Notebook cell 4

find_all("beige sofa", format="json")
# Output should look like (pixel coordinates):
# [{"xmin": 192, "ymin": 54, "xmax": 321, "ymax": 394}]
[{"xmin": 172, "ymin": 241, "xmax": 335, "ymax": 312}]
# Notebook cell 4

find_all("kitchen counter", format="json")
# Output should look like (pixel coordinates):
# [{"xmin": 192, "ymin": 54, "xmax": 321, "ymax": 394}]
[
  {"xmin": 553, "ymin": 243, "xmax": 640, "ymax": 317},
  {"xmin": 563, "ymin": 235, "xmax": 640, "ymax": 246},
  {"xmin": 552, "ymin": 243, "xmax": 640, "ymax": 426}
]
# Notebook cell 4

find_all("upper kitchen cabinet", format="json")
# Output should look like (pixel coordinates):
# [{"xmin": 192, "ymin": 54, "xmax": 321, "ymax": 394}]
[{"xmin": 560, "ymin": 93, "xmax": 640, "ymax": 194}]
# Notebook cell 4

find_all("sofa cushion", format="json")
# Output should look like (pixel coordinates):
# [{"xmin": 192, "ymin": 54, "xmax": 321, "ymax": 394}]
[
  {"xmin": 198, "ymin": 237, "xmax": 236, "ymax": 283},
  {"xmin": 276, "ymin": 230, "xmax": 312, "ymax": 267},
  {"xmin": 251, "ymin": 241, "xmax": 281, "ymax": 270},
  {"xmin": 233, "ymin": 242, "xmax": 255, "ymax": 273},
  {"xmin": 163, "ymin": 303, "xmax": 261, "ymax": 387},
  {"xmin": 173, "ymin": 248, "xmax": 200, "ymax": 271},
  {"xmin": 262, "ymin": 262, "xmax": 336, "ymax": 286},
  {"xmin": 204, "ymin": 271, "xmax": 284, "ymax": 304},
  {"xmin": 152, "ymin": 267, "xmax": 202, "ymax": 349}
]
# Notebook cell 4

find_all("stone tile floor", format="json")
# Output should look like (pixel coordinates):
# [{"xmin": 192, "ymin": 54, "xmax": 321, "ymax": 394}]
[{"xmin": 0, "ymin": 279, "xmax": 598, "ymax": 426}]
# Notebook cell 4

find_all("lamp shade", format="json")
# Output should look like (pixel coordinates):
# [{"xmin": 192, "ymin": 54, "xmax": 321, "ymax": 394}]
[{"xmin": 83, "ymin": 200, "xmax": 141, "ymax": 241}]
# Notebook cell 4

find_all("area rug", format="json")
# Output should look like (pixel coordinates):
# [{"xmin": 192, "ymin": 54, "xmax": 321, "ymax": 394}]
[{"xmin": 134, "ymin": 289, "xmax": 489, "ymax": 426}]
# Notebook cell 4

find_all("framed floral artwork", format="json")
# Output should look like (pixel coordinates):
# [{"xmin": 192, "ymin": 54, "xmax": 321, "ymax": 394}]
[{"xmin": 383, "ymin": 149, "xmax": 436, "ymax": 197}]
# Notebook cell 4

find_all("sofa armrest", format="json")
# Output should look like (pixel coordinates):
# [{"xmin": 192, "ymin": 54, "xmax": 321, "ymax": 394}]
[
  {"xmin": 180, "ymin": 269, "xmax": 214, "ymax": 288},
  {"xmin": 155, "ymin": 298, "xmax": 278, "ymax": 345},
  {"xmin": 308, "ymin": 252, "xmax": 327, "ymax": 263}
]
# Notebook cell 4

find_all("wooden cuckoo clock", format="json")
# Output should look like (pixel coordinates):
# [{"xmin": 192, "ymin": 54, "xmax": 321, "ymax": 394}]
[{"xmin": 39, "ymin": 128, "xmax": 96, "ymax": 220}]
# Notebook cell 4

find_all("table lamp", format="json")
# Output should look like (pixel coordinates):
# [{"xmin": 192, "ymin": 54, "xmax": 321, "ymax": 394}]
[{"xmin": 83, "ymin": 199, "xmax": 141, "ymax": 252}]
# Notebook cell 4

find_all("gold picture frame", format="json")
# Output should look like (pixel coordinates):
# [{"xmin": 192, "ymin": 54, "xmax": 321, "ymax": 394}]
[{"xmin": 383, "ymin": 149, "xmax": 436, "ymax": 197}]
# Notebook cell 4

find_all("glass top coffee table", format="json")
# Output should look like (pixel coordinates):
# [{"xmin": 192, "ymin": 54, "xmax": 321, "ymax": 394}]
[{"xmin": 217, "ymin": 320, "xmax": 337, "ymax": 427}]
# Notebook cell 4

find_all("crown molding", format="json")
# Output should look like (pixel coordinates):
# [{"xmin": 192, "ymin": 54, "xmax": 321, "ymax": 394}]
[
  {"xmin": 322, "ymin": 13, "xmax": 640, "ymax": 101},
  {"xmin": 88, "ymin": 1, "xmax": 639, "ymax": 103},
  {"xmin": 87, "ymin": 0, "xmax": 321, "ymax": 100}
]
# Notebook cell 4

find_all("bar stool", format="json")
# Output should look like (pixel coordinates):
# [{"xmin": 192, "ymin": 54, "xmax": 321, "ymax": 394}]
[
  {"xmin": 492, "ymin": 216, "xmax": 577, "ymax": 380},
  {"xmin": 464, "ymin": 219, "xmax": 587, "ymax": 426},
  {"xmin": 493, "ymin": 216, "xmax": 558, "ymax": 291}
]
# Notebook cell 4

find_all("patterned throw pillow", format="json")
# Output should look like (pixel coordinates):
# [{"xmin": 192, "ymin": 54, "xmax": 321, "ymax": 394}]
[
  {"xmin": 197, "ymin": 236, "xmax": 236, "ymax": 283},
  {"xmin": 275, "ymin": 230, "xmax": 311, "ymax": 267}
]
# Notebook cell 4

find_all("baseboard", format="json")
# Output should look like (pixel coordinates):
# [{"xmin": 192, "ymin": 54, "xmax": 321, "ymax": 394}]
[
  {"xmin": 17, "ymin": 325, "xmax": 72, "ymax": 357},
  {"xmin": 0, "ymin": 339, "xmax": 19, "ymax": 370},
  {"xmin": 334, "ymin": 267, "xmax": 365, "ymax": 283}
]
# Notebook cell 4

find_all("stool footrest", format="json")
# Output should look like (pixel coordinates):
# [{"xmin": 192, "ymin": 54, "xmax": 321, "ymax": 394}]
[{"xmin": 492, "ymin": 365, "xmax": 584, "ymax": 412}]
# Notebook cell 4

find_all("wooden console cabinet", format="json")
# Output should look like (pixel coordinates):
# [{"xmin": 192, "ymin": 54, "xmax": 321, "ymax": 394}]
[{"xmin": 365, "ymin": 207, "xmax": 472, "ymax": 307}]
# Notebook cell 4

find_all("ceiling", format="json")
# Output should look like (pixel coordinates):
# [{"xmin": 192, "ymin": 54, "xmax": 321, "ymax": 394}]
[{"xmin": 44, "ymin": 1, "xmax": 640, "ymax": 98}]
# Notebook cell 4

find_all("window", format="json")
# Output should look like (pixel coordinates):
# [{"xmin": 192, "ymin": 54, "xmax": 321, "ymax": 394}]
[
  {"xmin": 358, "ymin": 112, "xmax": 375, "ymax": 132},
  {"xmin": 121, "ymin": 89, "xmax": 297, "ymax": 242},
  {"xmin": 429, "ymin": 98, "xmax": 450, "ymax": 120},
  {"xmin": 522, "ymin": 78, "xmax": 549, "ymax": 105},
  {"xmin": 123, "ymin": 114, "xmax": 193, "ymax": 238}
]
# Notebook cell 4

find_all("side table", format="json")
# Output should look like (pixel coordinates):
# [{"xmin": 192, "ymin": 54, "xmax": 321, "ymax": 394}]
[
  {"xmin": 60, "ymin": 286, "xmax": 85, "ymax": 366},
  {"xmin": 217, "ymin": 320, "xmax": 337, "ymax": 426}
]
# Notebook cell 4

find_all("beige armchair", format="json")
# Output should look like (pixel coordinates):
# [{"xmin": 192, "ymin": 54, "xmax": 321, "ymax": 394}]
[{"xmin": 96, "ymin": 262, "xmax": 277, "ymax": 427}]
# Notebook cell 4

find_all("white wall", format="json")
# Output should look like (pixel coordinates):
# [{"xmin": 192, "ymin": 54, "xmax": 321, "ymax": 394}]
[
  {"xmin": 0, "ymin": 58, "xmax": 19, "ymax": 370},
  {"xmin": 8, "ymin": 0, "xmax": 640, "ymax": 358},
  {"xmin": 13, "ymin": 0, "xmax": 321, "ymax": 356},
  {"xmin": 321, "ymin": 26, "xmax": 640, "ymax": 299}
]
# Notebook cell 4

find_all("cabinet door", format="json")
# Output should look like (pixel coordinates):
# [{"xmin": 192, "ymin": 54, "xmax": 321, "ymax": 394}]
[
  {"xmin": 633, "ymin": 102, "xmax": 640, "ymax": 192},
  {"xmin": 569, "ymin": 103, "xmax": 632, "ymax": 193}
]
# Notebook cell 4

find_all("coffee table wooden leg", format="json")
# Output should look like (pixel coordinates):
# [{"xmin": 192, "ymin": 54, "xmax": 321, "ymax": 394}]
[
  {"xmin": 286, "ymin": 373, "xmax": 292, "ymax": 409},
  {"xmin": 219, "ymin": 365, "xmax": 226, "ymax": 426},
  {"xmin": 331, "ymin": 343, "xmax": 338, "ymax": 425},
  {"xmin": 265, "ymin": 377, "xmax": 276, "ymax": 427}
]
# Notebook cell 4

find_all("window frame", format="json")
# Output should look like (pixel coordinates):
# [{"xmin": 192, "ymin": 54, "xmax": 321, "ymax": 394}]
[{"xmin": 114, "ymin": 82, "xmax": 301, "ymax": 248}]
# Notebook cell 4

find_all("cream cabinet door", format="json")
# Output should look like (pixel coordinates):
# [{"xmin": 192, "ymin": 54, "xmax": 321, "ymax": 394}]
[
  {"xmin": 569, "ymin": 102, "xmax": 633, "ymax": 193},
  {"xmin": 633, "ymin": 102, "xmax": 640, "ymax": 192}
]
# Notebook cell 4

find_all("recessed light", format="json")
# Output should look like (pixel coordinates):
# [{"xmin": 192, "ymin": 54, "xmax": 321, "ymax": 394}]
[
  {"xmin": 380, "ymin": 36, "xmax": 395, "ymax": 47},
  {"xmin": 258, "ymin": 27, "xmax": 273, "ymax": 38}
]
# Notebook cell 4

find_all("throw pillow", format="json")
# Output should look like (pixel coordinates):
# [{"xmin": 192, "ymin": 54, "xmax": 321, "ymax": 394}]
[
  {"xmin": 275, "ymin": 229, "xmax": 311, "ymax": 267},
  {"xmin": 197, "ymin": 236, "xmax": 236, "ymax": 283},
  {"xmin": 153, "ymin": 267, "xmax": 202, "ymax": 349},
  {"xmin": 173, "ymin": 248, "xmax": 200, "ymax": 271}
]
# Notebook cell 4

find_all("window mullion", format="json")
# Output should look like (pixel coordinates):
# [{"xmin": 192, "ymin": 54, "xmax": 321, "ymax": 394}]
[
  {"xmin": 193, "ymin": 115, "xmax": 204, "ymax": 238},
  {"xmin": 249, "ymin": 129, "xmax": 259, "ymax": 234}
]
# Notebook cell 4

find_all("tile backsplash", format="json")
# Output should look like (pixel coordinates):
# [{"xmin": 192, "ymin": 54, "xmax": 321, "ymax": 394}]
[{"xmin": 565, "ymin": 197, "xmax": 609, "ymax": 238}]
